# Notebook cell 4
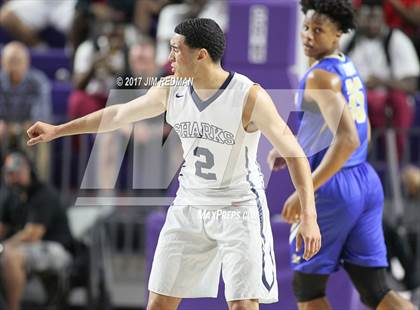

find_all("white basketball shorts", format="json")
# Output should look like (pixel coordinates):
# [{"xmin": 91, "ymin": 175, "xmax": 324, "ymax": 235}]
[{"xmin": 148, "ymin": 190, "xmax": 278, "ymax": 303}]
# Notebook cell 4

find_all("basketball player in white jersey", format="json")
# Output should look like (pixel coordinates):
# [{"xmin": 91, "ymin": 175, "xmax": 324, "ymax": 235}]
[{"xmin": 27, "ymin": 18, "xmax": 321, "ymax": 310}]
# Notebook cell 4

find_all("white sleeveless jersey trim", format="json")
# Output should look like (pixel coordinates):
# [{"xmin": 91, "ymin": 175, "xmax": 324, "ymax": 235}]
[{"xmin": 166, "ymin": 73, "xmax": 265, "ymax": 207}]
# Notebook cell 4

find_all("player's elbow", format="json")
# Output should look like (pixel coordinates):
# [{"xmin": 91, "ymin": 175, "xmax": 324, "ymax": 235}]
[
  {"xmin": 109, "ymin": 105, "xmax": 125, "ymax": 129},
  {"xmin": 341, "ymin": 132, "xmax": 360, "ymax": 152}
]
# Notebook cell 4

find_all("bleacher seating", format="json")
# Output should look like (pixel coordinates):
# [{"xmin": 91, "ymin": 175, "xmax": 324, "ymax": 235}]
[
  {"xmin": 30, "ymin": 48, "xmax": 71, "ymax": 80},
  {"xmin": 51, "ymin": 80, "xmax": 72, "ymax": 121},
  {"xmin": 0, "ymin": 25, "xmax": 66, "ymax": 48}
]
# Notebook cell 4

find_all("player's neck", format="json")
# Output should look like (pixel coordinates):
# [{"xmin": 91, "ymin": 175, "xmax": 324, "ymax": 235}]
[
  {"xmin": 192, "ymin": 65, "xmax": 230, "ymax": 92},
  {"xmin": 309, "ymin": 48, "xmax": 340, "ymax": 65}
]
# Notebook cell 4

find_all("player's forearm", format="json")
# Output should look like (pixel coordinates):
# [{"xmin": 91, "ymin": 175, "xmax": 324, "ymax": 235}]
[
  {"xmin": 312, "ymin": 135, "xmax": 359, "ymax": 191},
  {"xmin": 56, "ymin": 104, "xmax": 123, "ymax": 137},
  {"xmin": 285, "ymin": 157, "xmax": 317, "ymax": 218}
]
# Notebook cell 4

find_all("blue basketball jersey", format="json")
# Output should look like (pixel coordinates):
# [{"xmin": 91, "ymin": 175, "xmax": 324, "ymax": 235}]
[{"xmin": 296, "ymin": 53, "xmax": 369, "ymax": 170}]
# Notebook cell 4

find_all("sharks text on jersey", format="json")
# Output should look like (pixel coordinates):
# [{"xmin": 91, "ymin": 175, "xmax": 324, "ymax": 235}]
[{"xmin": 173, "ymin": 121, "xmax": 235, "ymax": 145}]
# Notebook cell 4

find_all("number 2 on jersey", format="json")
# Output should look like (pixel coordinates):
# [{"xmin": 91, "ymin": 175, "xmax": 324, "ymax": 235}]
[
  {"xmin": 194, "ymin": 147, "xmax": 216, "ymax": 180},
  {"xmin": 345, "ymin": 76, "xmax": 367, "ymax": 124}
]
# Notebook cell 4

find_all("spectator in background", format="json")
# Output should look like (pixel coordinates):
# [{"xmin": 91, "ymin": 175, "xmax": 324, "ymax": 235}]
[
  {"xmin": 384, "ymin": 0, "xmax": 420, "ymax": 58},
  {"xmin": 124, "ymin": 38, "xmax": 165, "ymax": 89},
  {"xmin": 94, "ymin": 38, "xmax": 178, "ymax": 190},
  {"xmin": 70, "ymin": 0, "xmax": 171, "ymax": 54},
  {"xmin": 0, "ymin": 0, "xmax": 76, "ymax": 48},
  {"xmin": 352, "ymin": 0, "xmax": 420, "ymax": 87},
  {"xmin": 0, "ymin": 152, "xmax": 73, "ymax": 310},
  {"xmin": 124, "ymin": 39, "xmax": 176, "ymax": 191},
  {"xmin": 401, "ymin": 164, "xmax": 420, "ymax": 198},
  {"xmin": 342, "ymin": 0, "xmax": 420, "ymax": 160},
  {"xmin": 68, "ymin": 21, "xmax": 126, "ymax": 120},
  {"xmin": 71, "ymin": 0, "xmax": 134, "ymax": 55},
  {"xmin": 0, "ymin": 42, "xmax": 51, "ymax": 179},
  {"xmin": 135, "ymin": 0, "xmax": 172, "ymax": 37},
  {"xmin": 382, "ymin": 165, "xmax": 420, "ymax": 301},
  {"xmin": 155, "ymin": 0, "xmax": 227, "ymax": 66}
]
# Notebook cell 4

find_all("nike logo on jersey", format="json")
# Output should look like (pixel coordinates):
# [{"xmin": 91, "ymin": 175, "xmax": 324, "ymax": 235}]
[
  {"xmin": 173, "ymin": 121, "xmax": 235, "ymax": 145},
  {"xmin": 175, "ymin": 93, "xmax": 184, "ymax": 98}
]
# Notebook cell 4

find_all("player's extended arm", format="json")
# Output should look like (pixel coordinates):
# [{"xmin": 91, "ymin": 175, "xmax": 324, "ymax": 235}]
[
  {"xmin": 27, "ymin": 82, "xmax": 169, "ymax": 146},
  {"xmin": 306, "ymin": 69, "xmax": 360, "ymax": 191},
  {"xmin": 245, "ymin": 85, "xmax": 321, "ymax": 259},
  {"xmin": 246, "ymin": 85, "xmax": 316, "ymax": 218}
]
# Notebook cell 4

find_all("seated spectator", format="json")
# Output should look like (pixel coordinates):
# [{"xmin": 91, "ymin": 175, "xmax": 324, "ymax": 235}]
[
  {"xmin": 155, "ymin": 0, "xmax": 227, "ymax": 65},
  {"xmin": 122, "ymin": 38, "xmax": 166, "ymax": 89},
  {"xmin": 384, "ymin": 165, "xmax": 420, "ymax": 299},
  {"xmin": 135, "ymin": 0, "xmax": 171, "ymax": 37},
  {"xmin": 94, "ymin": 39, "xmax": 175, "ymax": 190},
  {"xmin": 71, "ymin": 0, "xmax": 139, "ymax": 55},
  {"xmin": 353, "ymin": 0, "xmax": 420, "ymax": 34},
  {"xmin": 0, "ymin": 41, "xmax": 51, "ymax": 179},
  {"xmin": 0, "ymin": 152, "xmax": 73, "ymax": 310},
  {"xmin": 384, "ymin": 0, "xmax": 420, "ymax": 58},
  {"xmin": 70, "ymin": 0, "xmax": 170, "ymax": 53},
  {"xmin": 342, "ymin": 0, "xmax": 420, "ymax": 160},
  {"xmin": 0, "ymin": 0, "xmax": 76, "ymax": 48},
  {"xmin": 401, "ymin": 164, "xmax": 420, "ymax": 198},
  {"xmin": 68, "ymin": 21, "xmax": 126, "ymax": 120}
]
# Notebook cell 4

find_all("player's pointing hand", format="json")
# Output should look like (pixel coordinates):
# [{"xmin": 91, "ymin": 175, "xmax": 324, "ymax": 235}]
[{"xmin": 27, "ymin": 121, "xmax": 58, "ymax": 146}]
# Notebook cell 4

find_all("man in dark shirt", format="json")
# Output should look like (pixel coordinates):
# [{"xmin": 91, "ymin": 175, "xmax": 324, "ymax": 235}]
[{"xmin": 0, "ymin": 152, "xmax": 73, "ymax": 310}]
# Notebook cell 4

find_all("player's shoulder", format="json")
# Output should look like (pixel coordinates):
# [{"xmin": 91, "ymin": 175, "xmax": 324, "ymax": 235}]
[
  {"xmin": 306, "ymin": 68, "xmax": 342, "ymax": 91},
  {"xmin": 229, "ymin": 72, "xmax": 255, "ymax": 89}
]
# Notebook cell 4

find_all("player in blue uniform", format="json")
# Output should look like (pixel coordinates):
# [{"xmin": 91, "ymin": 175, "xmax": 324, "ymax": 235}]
[{"xmin": 268, "ymin": 0, "xmax": 415, "ymax": 309}]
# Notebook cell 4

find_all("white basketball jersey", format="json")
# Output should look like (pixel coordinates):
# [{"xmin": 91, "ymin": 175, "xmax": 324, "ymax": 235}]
[{"xmin": 166, "ymin": 72, "xmax": 265, "ymax": 207}]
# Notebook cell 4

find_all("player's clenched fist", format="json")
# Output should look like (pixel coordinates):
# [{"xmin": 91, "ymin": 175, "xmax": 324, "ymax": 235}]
[{"xmin": 27, "ymin": 122, "xmax": 58, "ymax": 146}]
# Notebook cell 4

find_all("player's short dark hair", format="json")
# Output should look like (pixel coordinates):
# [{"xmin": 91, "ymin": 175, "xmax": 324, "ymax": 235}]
[
  {"xmin": 300, "ymin": 0, "xmax": 356, "ymax": 33},
  {"xmin": 174, "ymin": 18, "xmax": 225, "ymax": 63},
  {"xmin": 360, "ymin": 0, "xmax": 383, "ymax": 7}
]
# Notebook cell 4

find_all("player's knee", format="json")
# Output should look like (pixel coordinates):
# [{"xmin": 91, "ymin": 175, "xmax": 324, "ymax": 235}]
[
  {"xmin": 292, "ymin": 271, "xmax": 328, "ymax": 302},
  {"xmin": 230, "ymin": 299, "xmax": 258, "ymax": 310},
  {"xmin": 146, "ymin": 298, "xmax": 167, "ymax": 310},
  {"xmin": 344, "ymin": 262, "xmax": 390, "ymax": 308},
  {"xmin": 146, "ymin": 293, "xmax": 178, "ymax": 310}
]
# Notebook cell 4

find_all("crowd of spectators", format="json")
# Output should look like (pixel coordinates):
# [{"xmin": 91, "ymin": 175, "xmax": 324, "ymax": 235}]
[{"xmin": 344, "ymin": 0, "xmax": 420, "ymax": 160}]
